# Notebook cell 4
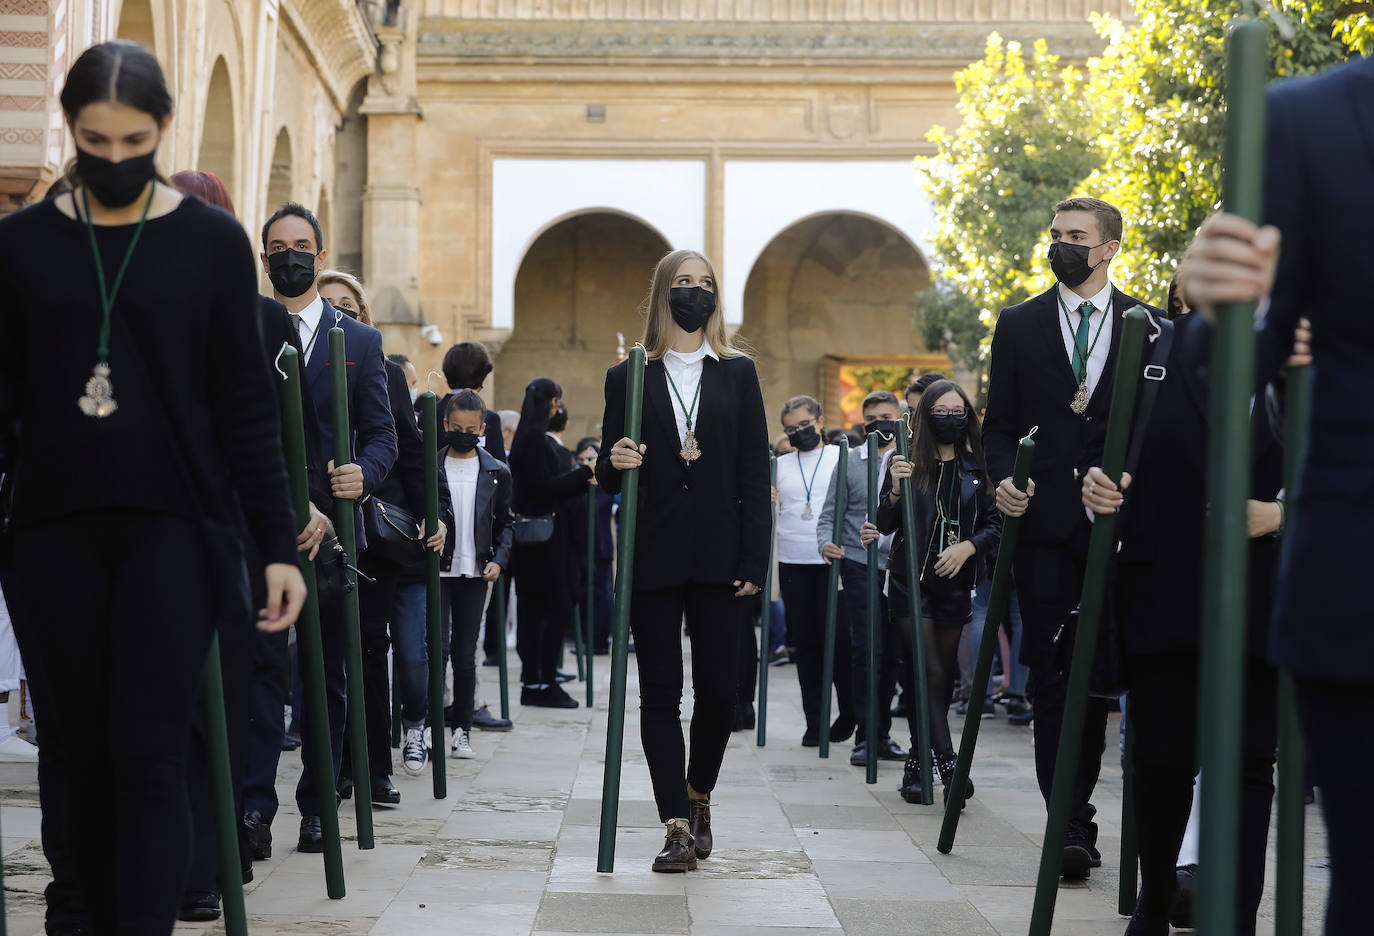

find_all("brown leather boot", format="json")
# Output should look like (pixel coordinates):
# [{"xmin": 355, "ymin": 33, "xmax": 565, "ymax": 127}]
[
  {"xmin": 651, "ymin": 821, "xmax": 697, "ymax": 873},
  {"xmin": 688, "ymin": 797, "xmax": 712, "ymax": 859}
]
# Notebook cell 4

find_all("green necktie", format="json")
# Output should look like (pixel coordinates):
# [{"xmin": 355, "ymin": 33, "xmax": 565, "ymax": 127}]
[{"xmin": 1072, "ymin": 301, "xmax": 1094, "ymax": 383}]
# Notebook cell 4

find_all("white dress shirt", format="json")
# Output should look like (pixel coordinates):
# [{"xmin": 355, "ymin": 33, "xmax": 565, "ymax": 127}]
[
  {"xmin": 662, "ymin": 337, "xmax": 719, "ymax": 447},
  {"xmin": 294, "ymin": 294, "xmax": 326, "ymax": 365},
  {"xmin": 777, "ymin": 444, "xmax": 840, "ymax": 565},
  {"xmin": 1057, "ymin": 281, "xmax": 1115, "ymax": 399},
  {"xmin": 442, "ymin": 455, "xmax": 481, "ymax": 578}
]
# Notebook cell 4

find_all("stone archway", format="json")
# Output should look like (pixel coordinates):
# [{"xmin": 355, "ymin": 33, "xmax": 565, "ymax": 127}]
[
  {"xmin": 265, "ymin": 128, "xmax": 293, "ymax": 216},
  {"xmin": 196, "ymin": 57, "xmax": 235, "ymax": 201},
  {"xmin": 496, "ymin": 211, "xmax": 671, "ymax": 443},
  {"xmin": 316, "ymin": 185, "xmax": 332, "ymax": 258},
  {"xmin": 738, "ymin": 212, "xmax": 941, "ymax": 433},
  {"xmin": 116, "ymin": 0, "xmax": 157, "ymax": 52}
]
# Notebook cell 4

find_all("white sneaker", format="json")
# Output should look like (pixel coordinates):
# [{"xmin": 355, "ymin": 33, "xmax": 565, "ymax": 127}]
[
  {"xmin": 402, "ymin": 728, "xmax": 428, "ymax": 776},
  {"xmin": 0, "ymin": 734, "xmax": 37, "ymax": 762},
  {"xmin": 450, "ymin": 728, "xmax": 474, "ymax": 759}
]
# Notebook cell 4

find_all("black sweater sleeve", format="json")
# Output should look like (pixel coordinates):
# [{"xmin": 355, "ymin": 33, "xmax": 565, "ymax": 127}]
[
  {"xmin": 733, "ymin": 359, "xmax": 772, "ymax": 586},
  {"xmin": 595, "ymin": 363, "xmax": 627, "ymax": 495}
]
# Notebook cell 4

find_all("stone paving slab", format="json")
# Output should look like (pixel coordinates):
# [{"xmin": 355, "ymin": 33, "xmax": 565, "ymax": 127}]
[{"xmin": 0, "ymin": 633, "xmax": 1333, "ymax": 935}]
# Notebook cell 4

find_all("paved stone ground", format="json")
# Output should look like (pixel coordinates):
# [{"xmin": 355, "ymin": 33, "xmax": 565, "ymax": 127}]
[{"xmin": 0, "ymin": 635, "xmax": 1330, "ymax": 934}]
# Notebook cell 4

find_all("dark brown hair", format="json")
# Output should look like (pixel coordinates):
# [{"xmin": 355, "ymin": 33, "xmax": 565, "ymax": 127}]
[
  {"xmin": 1054, "ymin": 196, "xmax": 1123, "ymax": 244},
  {"xmin": 171, "ymin": 170, "xmax": 234, "ymax": 215},
  {"xmin": 906, "ymin": 379, "xmax": 990, "ymax": 494}
]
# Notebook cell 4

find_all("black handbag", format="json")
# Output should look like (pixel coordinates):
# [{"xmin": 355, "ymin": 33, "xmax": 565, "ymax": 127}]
[
  {"xmin": 512, "ymin": 513, "xmax": 556, "ymax": 545},
  {"xmin": 1052, "ymin": 605, "xmax": 1124, "ymax": 699},
  {"xmin": 361, "ymin": 496, "xmax": 425, "ymax": 566}
]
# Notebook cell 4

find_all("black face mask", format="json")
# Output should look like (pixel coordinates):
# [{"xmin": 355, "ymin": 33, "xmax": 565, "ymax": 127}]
[
  {"xmin": 669, "ymin": 286, "xmax": 716, "ymax": 334},
  {"xmin": 928, "ymin": 414, "xmax": 968, "ymax": 445},
  {"xmin": 1047, "ymin": 240, "xmax": 1108, "ymax": 288},
  {"xmin": 268, "ymin": 248, "xmax": 319, "ymax": 299},
  {"xmin": 790, "ymin": 425, "xmax": 821, "ymax": 452},
  {"xmin": 76, "ymin": 148, "xmax": 158, "ymax": 208},
  {"xmin": 445, "ymin": 429, "xmax": 480, "ymax": 454},
  {"xmin": 864, "ymin": 419, "xmax": 899, "ymax": 444}
]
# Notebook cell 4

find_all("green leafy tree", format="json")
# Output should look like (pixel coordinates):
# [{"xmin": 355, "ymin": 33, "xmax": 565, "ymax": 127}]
[
  {"xmin": 1086, "ymin": 0, "xmax": 1361, "ymax": 300},
  {"xmin": 916, "ymin": 277, "xmax": 990, "ymax": 399},
  {"xmin": 918, "ymin": 35, "xmax": 1102, "ymax": 329}
]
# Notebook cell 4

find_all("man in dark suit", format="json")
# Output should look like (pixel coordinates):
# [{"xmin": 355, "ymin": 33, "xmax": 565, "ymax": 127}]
[
  {"xmin": 259, "ymin": 202, "xmax": 398, "ymax": 854},
  {"xmin": 1178, "ymin": 53, "xmax": 1374, "ymax": 935},
  {"xmin": 982, "ymin": 196, "xmax": 1161, "ymax": 882}
]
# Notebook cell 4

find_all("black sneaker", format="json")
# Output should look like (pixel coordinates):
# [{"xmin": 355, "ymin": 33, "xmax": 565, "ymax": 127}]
[
  {"xmin": 1061, "ymin": 826, "xmax": 1094, "ymax": 881},
  {"xmin": 767, "ymin": 647, "xmax": 790, "ymax": 667},
  {"xmin": 472, "ymin": 705, "xmax": 513, "ymax": 732},
  {"xmin": 849, "ymin": 742, "xmax": 868, "ymax": 766},
  {"xmin": 1169, "ymin": 864, "xmax": 1197, "ymax": 929},
  {"xmin": 524, "ymin": 684, "xmax": 579, "ymax": 709},
  {"xmin": 178, "ymin": 891, "xmax": 221, "ymax": 923}
]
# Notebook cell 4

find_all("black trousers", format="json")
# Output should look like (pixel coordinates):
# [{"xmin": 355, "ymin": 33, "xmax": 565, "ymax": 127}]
[
  {"xmin": 1128, "ymin": 652, "xmax": 1277, "ymax": 933},
  {"xmin": 13, "ymin": 508, "xmax": 213, "ymax": 936},
  {"xmin": 441, "ymin": 576, "xmax": 489, "ymax": 732},
  {"xmin": 779, "ymin": 563, "xmax": 854, "ymax": 733},
  {"xmin": 242, "ymin": 626, "xmax": 288, "ymax": 824},
  {"xmin": 1014, "ymin": 541, "xmax": 1108, "ymax": 842},
  {"xmin": 1296, "ymin": 674, "xmax": 1370, "ymax": 936},
  {"xmin": 514, "ymin": 578, "xmax": 567, "ymax": 688},
  {"xmin": 841, "ymin": 559, "xmax": 896, "ymax": 744},
  {"xmin": 631, "ymin": 583, "xmax": 745, "ymax": 822},
  {"xmin": 736, "ymin": 595, "xmax": 760, "ymax": 708},
  {"xmin": 343, "ymin": 554, "xmax": 398, "ymax": 782},
  {"xmin": 296, "ymin": 590, "xmax": 348, "ymax": 816}
]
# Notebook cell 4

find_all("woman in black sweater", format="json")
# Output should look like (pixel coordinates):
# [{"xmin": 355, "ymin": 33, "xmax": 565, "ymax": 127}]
[
  {"xmin": 596, "ymin": 249, "xmax": 770, "ymax": 873},
  {"xmin": 0, "ymin": 42, "xmax": 304, "ymax": 935},
  {"xmin": 870, "ymin": 379, "xmax": 1000, "ymax": 806},
  {"xmin": 508, "ymin": 377, "xmax": 593, "ymax": 708}
]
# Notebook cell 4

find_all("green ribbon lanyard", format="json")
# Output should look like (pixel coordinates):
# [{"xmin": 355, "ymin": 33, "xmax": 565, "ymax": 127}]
[
  {"xmin": 1056, "ymin": 289, "xmax": 1109, "ymax": 382},
  {"xmin": 78, "ymin": 180, "xmax": 156, "ymax": 418},
  {"xmin": 663, "ymin": 366, "xmax": 702, "ymax": 435},
  {"xmin": 796, "ymin": 446, "xmax": 824, "ymax": 518}
]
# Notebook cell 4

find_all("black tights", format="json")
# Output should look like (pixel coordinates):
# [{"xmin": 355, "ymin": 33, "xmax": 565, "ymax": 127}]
[{"xmin": 895, "ymin": 616, "xmax": 962, "ymax": 757}]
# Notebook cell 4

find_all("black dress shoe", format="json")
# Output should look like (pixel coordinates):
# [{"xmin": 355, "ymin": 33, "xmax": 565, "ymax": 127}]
[
  {"xmin": 371, "ymin": 776, "xmax": 401, "ymax": 806},
  {"xmin": 878, "ymin": 737, "xmax": 907, "ymax": 761},
  {"xmin": 298, "ymin": 816, "xmax": 324, "ymax": 853},
  {"xmin": 178, "ymin": 891, "xmax": 221, "ymax": 923},
  {"xmin": 555, "ymin": 669, "xmax": 577, "ymax": 684},
  {"xmin": 651, "ymin": 824, "xmax": 697, "ymax": 872},
  {"xmin": 281, "ymin": 734, "xmax": 301, "ymax": 752},
  {"xmin": 829, "ymin": 714, "xmax": 856, "ymax": 743},
  {"xmin": 1123, "ymin": 905, "xmax": 1169, "ymax": 936},
  {"xmin": 243, "ymin": 809, "xmax": 272, "ymax": 861},
  {"xmin": 689, "ymin": 800, "xmax": 713, "ymax": 859},
  {"xmin": 482, "ymin": 653, "xmax": 500, "ymax": 667},
  {"xmin": 849, "ymin": 741, "xmax": 868, "ymax": 766},
  {"xmin": 338, "ymin": 775, "xmax": 355, "ymax": 800},
  {"xmin": 472, "ymin": 704, "xmax": 513, "ymax": 731},
  {"xmin": 801, "ymin": 726, "xmax": 820, "ymax": 747},
  {"xmin": 1169, "ymin": 863, "xmax": 1197, "ymax": 929}
]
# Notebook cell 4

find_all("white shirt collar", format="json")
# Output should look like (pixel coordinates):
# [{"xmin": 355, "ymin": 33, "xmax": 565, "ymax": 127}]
[
  {"xmin": 1058, "ymin": 280, "xmax": 1114, "ymax": 316},
  {"xmin": 297, "ymin": 293, "xmax": 325, "ymax": 333},
  {"xmin": 664, "ymin": 336, "xmax": 719, "ymax": 366}
]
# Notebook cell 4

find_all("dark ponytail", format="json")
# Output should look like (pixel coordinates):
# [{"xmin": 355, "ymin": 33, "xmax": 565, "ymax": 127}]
[
  {"xmin": 60, "ymin": 40, "xmax": 173, "ymax": 185},
  {"xmin": 510, "ymin": 377, "xmax": 562, "ymax": 459}
]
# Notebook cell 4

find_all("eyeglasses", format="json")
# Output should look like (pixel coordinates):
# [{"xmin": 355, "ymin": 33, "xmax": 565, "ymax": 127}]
[
  {"xmin": 930, "ymin": 407, "xmax": 966, "ymax": 417},
  {"xmin": 782, "ymin": 419, "xmax": 815, "ymax": 436}
]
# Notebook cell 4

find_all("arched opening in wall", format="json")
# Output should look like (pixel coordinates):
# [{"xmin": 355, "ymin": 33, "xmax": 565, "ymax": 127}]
[
  {"xmin": 116, "ymin": 0, "xmax": 157, "ymax": 54},
  {"xmin": 265, "ymin": 129, "xmax": 293, "ymax": 217},
  {"xmin": 499, "ymin": 211, "xmax": 671, "ymax": 443},
  {"xmin": 736, "ymin": 212, "xmax": 945, "ymax": 435},
  {"xmin": 332, "ymin": 80, "xmax": 368, "ymax": 277},
  {"xmin": 196, "ymin": 57, "xmax": 235, "ymax": 202}
]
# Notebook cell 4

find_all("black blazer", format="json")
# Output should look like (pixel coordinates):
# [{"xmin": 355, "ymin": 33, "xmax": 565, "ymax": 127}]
[
  {"xmin": 983, "ymin": 284, "xmax": 1162, "ymax": 548},
  {"xmin": 1260, "ymin": 55, "xmax": 1374, "ymax": 682},
  {"xmin": 595, "ymin": 354, "xmax": 771, "ymax": 592},
  {"xmin": 508, "ymin": 424, "xmax": 593, "ymax": 598},
  {"xmin": 439, "ymin": 447, "xmax": 513, "ymax": 574},
  {"xmin": 1111, "ymin": 313, "xmax": 1282, "ymax": 661},
  {"xmin": 876, "ymin": 448, "xmax": 1002, "ymax": 589}
]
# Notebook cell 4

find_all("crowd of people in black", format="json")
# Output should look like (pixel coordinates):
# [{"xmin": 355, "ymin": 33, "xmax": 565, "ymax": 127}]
[{"xmin": 0, "ymin": 36, "xmax": 1366, "ymax": 936}]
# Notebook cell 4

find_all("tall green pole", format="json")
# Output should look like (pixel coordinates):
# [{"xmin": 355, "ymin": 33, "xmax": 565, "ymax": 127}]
[
  {"xmin": 597, "ymin": 346, "xmax": 646, "ymax": 873},
  {"xmin": 1028, "ymin": 307, "xmax": 1149, "ymax": 936},
  {"xmin": 279, "ymin": 345, "xmax": 345, "ymax": 897},
  {"xmin": 1119, "ymin": 703, "xmax": 1139, "ymax": 916},
  {"xmin": 572, "ymin": 606, "xmax": 587, "ymax": 682},
  {"xmin": 391, "ymin": 656, "xmax": 402, "ymax": 748},
  {"xmin": 327, "ymin": 327, "xmax": 374, "ymax": 849},
  {"xmin": 586, "ymin": 483, "xmax": 597, "ymax": 709},
  {"xmin": 1196, "ymin": 20, "xmax": 1267, "ymax": 936},
  {"xmin": 421, "ymin": 391, "xmax": 447, "ymax": 800},
  {"xmin": 818, "ymin": 436, "xmax": 849, "ymax": 760},
  {"xmin": 756, "ymin": 456, "xmax": 778, "ymax": 747},
  {"xmin": 939, "ymin": 430, "xmax": 1035, "ymax": 851},
  {"xmin": 200, "ymin": 634, "xmax": 247, "ymax": 936},
  {"xmin": 894, "ymin": 427, "xmax": 933, "ymax": 804},
  {"xmin": 495, "ymin": 576, "xmax": 510, "ymax": 720},
  {"xmin": 864, "ymin": 433, "xmax": 881, "ymax": 784},
  {"xmin": 1275, "ymin": 362, "xmax": 1312, "ymax": 936}
]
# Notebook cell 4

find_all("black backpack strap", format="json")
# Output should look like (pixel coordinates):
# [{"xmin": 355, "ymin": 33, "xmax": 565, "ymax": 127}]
[{"xmin": 1124, "ymin": 312, "xmax": 1175, "ymax": 480}]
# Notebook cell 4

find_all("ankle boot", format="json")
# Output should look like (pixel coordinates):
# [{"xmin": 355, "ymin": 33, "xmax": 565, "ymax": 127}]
[
  {"xmin": 688, "ymin": 795, "xmax": 712, "ymax": 860},
  {"xmin": 652, "ymin": 820, "xmax": 697, "ymax": 873},
  {"xmin": 937, "ymin": 752, "xmax": 974, "ymax": 807},
  {"xmin": 899, "ymin": 753, "xmax": 925, "ymax": 803}
]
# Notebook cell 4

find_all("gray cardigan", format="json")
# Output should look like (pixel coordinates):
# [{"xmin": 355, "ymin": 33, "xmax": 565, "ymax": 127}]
[{"xmin": 816, "ymin": 444, "xmax": 893, "ymax": 568}]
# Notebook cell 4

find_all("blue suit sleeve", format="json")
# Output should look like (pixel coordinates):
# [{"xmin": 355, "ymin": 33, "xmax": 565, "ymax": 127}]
[
  {"xmin": 1258, "ymin": 83, "xmax": 1308, "ymax": 384},
  {"xmin": 354, "ymin": 329, "xmax": 398, "ymax": 494}
]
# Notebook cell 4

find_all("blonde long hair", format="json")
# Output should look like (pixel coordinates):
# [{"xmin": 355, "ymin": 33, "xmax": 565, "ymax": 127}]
[
  {"xmin": 640, "ymin": 249, "xmax": 749, "ymax": 361},
  {"xmin": 317, "ymin": 269, "xmax": 371, "ymax": 326}
]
